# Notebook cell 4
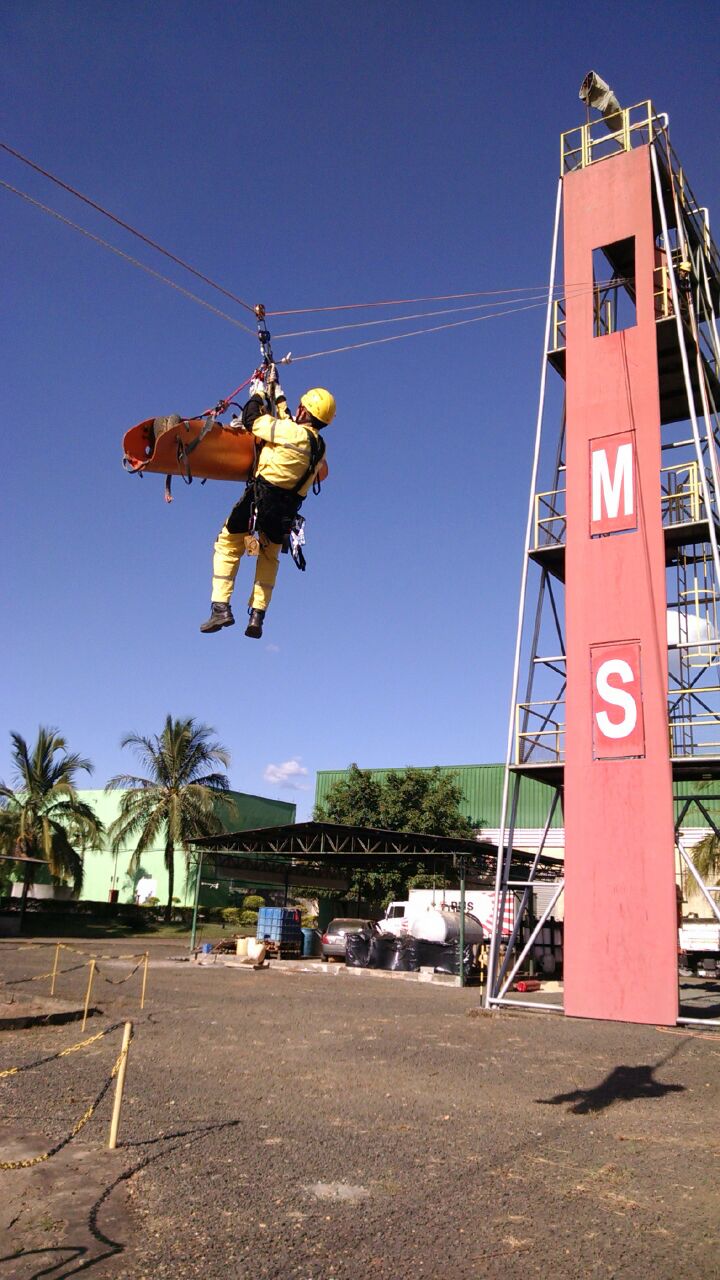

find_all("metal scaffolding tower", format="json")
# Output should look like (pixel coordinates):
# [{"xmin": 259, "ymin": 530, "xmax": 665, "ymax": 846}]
[{"xmin": 487, "ymin": 92, "xmax": 720, "ymax": 1026}]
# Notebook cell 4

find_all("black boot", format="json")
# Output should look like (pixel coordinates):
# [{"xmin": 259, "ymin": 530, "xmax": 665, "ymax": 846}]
[
  {"xmin": 245, "ymin": 608, "xmax": 265, "ymax": 638},
  {"xmin": 199, "ymin": 602, "xmax": 235, "ymax": 634}
]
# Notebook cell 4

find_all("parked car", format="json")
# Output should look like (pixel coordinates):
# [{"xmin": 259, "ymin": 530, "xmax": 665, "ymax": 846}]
[{"xmin": 321, "ymin": 918, "xmax": 377, "ymax": 960}]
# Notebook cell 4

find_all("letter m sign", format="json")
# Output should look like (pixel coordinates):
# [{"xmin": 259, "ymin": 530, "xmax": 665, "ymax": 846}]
[{"xmin": 590, "ymin": 431, "xmax": 636, "ymax": 534}]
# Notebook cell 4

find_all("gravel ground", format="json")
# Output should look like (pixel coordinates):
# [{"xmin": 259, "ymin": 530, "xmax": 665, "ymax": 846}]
[{"xmin": 0, "ymin": 940, "xmax": 718, "ymax": 1280}]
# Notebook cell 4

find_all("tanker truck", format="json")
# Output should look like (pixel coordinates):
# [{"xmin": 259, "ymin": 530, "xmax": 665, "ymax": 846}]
[{"xmin": 378, "ymin": 887, "xmax": 514, "ymax": 941}]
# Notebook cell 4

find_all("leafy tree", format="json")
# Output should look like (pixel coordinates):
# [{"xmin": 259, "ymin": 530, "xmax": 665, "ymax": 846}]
[
  {"xmin": 0, "ymin": 727, "xmax": 103, "ymax": 925},
  {"xmin": 379, "ymin": 768, "xmax": 474, "ymax": 838},
  {"xmin": 314, "ymin": 764, "xmax": 383, "ymax": 827},
  {"xmin": 314, "ymin": 764, "xmax": 477, "ymax": 909},
  {"xmin": 106, "ymin": 716, "xmax": 231, "ymax": 922},
  {"xmin": 242, "ymin": 894, "xmax": 265, "ymax": 911}
]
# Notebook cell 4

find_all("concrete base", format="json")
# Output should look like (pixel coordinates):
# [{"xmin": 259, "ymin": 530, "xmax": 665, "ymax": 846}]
[{"xmin": 216, "ymin": 956, "xmax": 469, "ymax": 987}]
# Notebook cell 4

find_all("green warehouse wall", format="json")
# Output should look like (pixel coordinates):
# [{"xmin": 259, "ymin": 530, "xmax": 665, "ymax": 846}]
[
  {"xmin": 17, "ymin": 790, "xmax": 295, "ymax": 907},
  {"xmin": 315, "ymin": 765, "xmax": 715, "ymax": 832},
  {"xmin": 314, "ymin": 763, "xmax": 563, "ymax": 829}
]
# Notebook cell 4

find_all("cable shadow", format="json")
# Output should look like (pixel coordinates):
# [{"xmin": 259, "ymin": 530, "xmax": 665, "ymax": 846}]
[
  {"xmin": 118, "ymin": 1115, "xmax": 244, "ymax": 1150},
  {"xmin": 1, "ymin": 1118, "xmax": 246, "ymax": 1279},
  {"xmin": 0, "ymin": 1247, "xmax": 89, "ymax": 1280}
]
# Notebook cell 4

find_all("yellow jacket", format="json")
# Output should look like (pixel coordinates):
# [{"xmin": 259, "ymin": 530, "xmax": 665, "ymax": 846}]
[{"xmin": 251, "ymin": 403, "xmax": 325, "ymax": 497}]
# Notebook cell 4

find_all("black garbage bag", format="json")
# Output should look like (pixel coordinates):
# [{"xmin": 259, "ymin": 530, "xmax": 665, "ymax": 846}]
[
  {"xmin": 345, "ymin": 931, "xmax": 371, "ymax": 968},
  {"xmin": 416, "ymin": 939, "xmax": 476, "ymax": 976},
  {"xmin": 383, "ymin": 936, "xmax": 421, "ymax": 972},
  {"xmin": 368, "ymin": 935, "xmax": 396, "ymax": 968},
  {"xmin": 416, "ymin": 940, "xmax": 450, "ymax": 970}
]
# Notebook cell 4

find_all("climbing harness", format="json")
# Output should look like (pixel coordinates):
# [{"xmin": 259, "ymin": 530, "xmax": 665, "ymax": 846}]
[{"xmin": 290, "ymin": 425, "xmax": 326, "ymax": 497}]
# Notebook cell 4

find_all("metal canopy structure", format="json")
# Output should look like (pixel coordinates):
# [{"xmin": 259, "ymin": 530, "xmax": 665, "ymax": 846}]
[
  {"xmin": 188, "ymin": 821, "xmax": 561, "ymax": 951},
  {"xmin": 191, "ymin": 820, "xmax": 560, "ymax": 879}
]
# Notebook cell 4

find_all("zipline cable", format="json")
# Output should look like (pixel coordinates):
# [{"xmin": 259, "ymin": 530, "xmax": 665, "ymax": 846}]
[
  {"xmin": 286, "ymin": 295, "xmax": 570, "ymax": 362},
  {"xmin": 0, "ymin": 140, "xmax": 257, "ymax": 317},
  {"xmin": 2, "ymin": 139, "xmax": 614, "ymax": 334},
  {"xmin": 2, "ymin": 166, "xmax": 628, "ymax": 372},
  {"xmin": 0, "ymin": 180, "xmax": 257, "ymax": 335},
  {"xmin": 268, "ymin": 286, "xmax": 570, "ymax": 317},
  {"xmin": 274, "ymin": 285, "xmax": 603, "ymax": 340}
]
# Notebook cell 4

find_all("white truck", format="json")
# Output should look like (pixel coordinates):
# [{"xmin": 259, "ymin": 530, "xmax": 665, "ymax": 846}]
[
  {"xmin": 378, "ymin": 887, "xmax": 514, "ymax": 940},
  {"xmin": 679, "ymin": 920, "xmax": 720, "ymax": 974}
]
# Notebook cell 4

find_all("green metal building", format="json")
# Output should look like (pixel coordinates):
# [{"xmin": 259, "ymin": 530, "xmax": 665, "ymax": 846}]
[
  {"xmin": 314, "ymin": 763, "xmax": 563, "ymax": 830},
  {"xmin": 315, "ymin": 764, "xmax": 718, "ymax": 834},
  {"xmin": 13, "ymin": 790, "xmax": 295, "ymax": 907}
]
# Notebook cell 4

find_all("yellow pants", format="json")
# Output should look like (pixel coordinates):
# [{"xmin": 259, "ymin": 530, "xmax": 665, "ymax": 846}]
[{"xmin": 211, "ymin": 527, "xmax": 282, "ymax": 612}]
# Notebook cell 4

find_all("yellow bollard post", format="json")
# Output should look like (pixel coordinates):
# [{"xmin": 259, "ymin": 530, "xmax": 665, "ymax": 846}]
[
  {"xmin": 140, "ymin": 952, "xmax": 149, "ymax": 1010},
  {"xmin": 50, "ymin": 943, "xmax": 60, "ymax": 997},
  {"xmin": 81, "ymin": 958, "xmax": 96, "ymax": 1032},
  {"xmin": 108, "ymin": 1021, "xmax": 133, "ymax": 1150}
]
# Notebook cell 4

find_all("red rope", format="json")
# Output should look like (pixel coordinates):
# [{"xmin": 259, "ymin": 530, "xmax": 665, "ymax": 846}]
[{"xmin": 203, "ymin": 371, "xmax": 257, "ymax": 416}]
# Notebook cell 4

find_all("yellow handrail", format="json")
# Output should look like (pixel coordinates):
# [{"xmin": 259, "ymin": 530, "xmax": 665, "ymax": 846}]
[{"xmin": 561, "ymin": 100, "xmax": 660, "ymax": 173}]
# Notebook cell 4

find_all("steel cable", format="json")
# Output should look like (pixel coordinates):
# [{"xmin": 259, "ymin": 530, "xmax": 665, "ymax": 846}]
[
  {"xmin": 274, "ymin": 284, "xmax": 601, "ymax": 341},
  {"xmin": 0, "ymin": 180, "xmax": 257, "ymax": 335},
  {"xmin": 286, "ymin": 294, "xmax": 570, "ymax": 362},
  {"xmin": 1, "ymin": 141, "xmax": 257, "ymax": 316},
  {"xmin": 267, "ymin": 285, "xmax": 570, "ymax": 316}
]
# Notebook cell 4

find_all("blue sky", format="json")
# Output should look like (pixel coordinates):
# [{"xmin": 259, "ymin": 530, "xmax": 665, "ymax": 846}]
[{"xmin": 3, "ymin": 1, "xmax": 719, "ymax": 818}]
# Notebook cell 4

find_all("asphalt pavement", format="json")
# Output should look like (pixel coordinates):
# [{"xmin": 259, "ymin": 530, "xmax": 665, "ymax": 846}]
[{"xmin": 0, "ymin": 940, "xmax": 718, "ymax": 1279}]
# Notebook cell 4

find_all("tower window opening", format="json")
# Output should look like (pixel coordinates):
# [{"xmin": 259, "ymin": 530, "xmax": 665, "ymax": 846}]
[{"xmin": 592, "ymin": 237, "xmax": 636, "ymax": 336}]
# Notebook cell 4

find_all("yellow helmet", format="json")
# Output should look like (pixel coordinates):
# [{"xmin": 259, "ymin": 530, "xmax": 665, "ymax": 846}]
[{"xmin": 300, "ymin": 387, "xmax": 336, "ymax": 426}]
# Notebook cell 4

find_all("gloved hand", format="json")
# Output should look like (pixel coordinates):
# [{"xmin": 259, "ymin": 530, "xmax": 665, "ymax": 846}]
[
  {"xmin": 274, "ymin": 382, "xmax": 286, "ymax": 403},
  {"xmin": 265, "ymin": 362, "xmax": 278, "ymax": 384},
  {"xmin": 248, "ymin": 377, "xmax": 267, "ymax": 398}
]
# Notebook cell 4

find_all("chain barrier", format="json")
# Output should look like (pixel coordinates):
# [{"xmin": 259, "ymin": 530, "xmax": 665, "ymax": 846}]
[
  {"xmin": 4, "ymin": 962, "xmax": 86, "ymax": 986},
  {"xmin": 0, "ymin": 941, "xmax": 55, "ymax": 953},
  {"xmin": 94, "ymin": 959, "xmax": 144, "ymax": 986},
  {"xmin": 0, "ymin": 1027, "xmax": 133, "ymax": 1170},
  {"xmin": 0, "ymin": 1020, "xmax": 126, "ymax": 1080},
  {"xmin": 1, "ymin": 946, "xmax": 147, "ymax": 984},
  {"xmin": 56, "ymin": 944, "xmax": 147, "ymax": 961}
]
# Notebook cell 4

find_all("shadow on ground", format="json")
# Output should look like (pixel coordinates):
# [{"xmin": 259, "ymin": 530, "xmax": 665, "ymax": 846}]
[
  {"xmin": 0, "ymin": 1119, "xmax": 245, "ymax": 1280},
  {"xmin": 537, "ymin": 1049, "xmax": 687, "ymax": 1115}
]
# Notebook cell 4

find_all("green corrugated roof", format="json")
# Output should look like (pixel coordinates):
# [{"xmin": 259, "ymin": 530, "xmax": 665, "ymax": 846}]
[{"xmin": 314, "ymin": 764, "xmax": 562, "ymax": 829}]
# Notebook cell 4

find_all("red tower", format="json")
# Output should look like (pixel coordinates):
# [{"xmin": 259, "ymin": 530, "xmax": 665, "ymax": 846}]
[{"xmin": 487, "ymin": 90, "xmax": 720, "ymax": 1026}]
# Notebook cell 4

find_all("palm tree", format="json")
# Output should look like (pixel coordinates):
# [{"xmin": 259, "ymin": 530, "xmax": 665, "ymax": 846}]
[
  {"xmin": 106, "ymin": 716, "xmax": 232, "ymax": 921},
  {"xmin": 0, "ymin": 728, "xmax": 103, "ymax": 927},
  {"xmin": 689, "ymin": 833, "xmax": 720, "ymax": 886}
]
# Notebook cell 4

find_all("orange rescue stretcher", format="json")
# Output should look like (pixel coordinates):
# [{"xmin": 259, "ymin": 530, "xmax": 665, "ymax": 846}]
[
  {"xmin": 123, "ymin": 417, "xmax": 255, "ymax": 483},
  {"xmin": 123, "ymin": 417, "xmax": 330, "ymax": 487}
]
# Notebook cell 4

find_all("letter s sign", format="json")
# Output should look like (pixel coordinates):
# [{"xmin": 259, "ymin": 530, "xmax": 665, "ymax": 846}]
[{"xmin": 591, "ymin": 642, "xmax": 645, "ymax": 759}]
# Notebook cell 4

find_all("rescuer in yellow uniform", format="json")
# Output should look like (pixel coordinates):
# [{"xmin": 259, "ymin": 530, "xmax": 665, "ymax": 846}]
[{"xmin": 200, "ymin": 372, "xmax": 336, "ymax": 639}]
